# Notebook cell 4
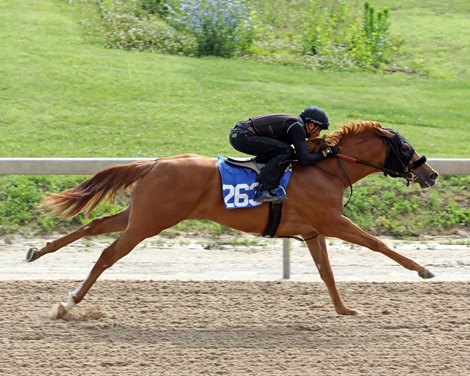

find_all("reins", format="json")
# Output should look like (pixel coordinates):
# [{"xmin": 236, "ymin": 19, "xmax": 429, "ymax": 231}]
[
  {"xmin": 334, "ymin": 135, "xmax": 424, "ymax": 206},
  {"xmin": 334, "ymin": 151, "xmax": 400, "ymax": 208},
  {"xmin": 336, "ymin": 152, "xmax": 402, "ymax": 178},
  {"xmin": 280, "ymin": 131, "xmax": 428, "ymax": 241},
  {"xmin": 335, "ymin": 138, "xmax": 427, "ymax": 206},
  {"xmin": 336, "ymin": 157, "xmax": 354, "ymax": 208},
  {"xmin": 335, "ymin": 152, "xmax": 402, "ymax": 208}
]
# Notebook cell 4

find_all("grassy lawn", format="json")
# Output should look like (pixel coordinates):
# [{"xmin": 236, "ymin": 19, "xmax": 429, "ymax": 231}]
[
  {"xmin": 369, "ymin": 0, "xmax": 470, "ymax": 78},
  {"xmin": 0, "ymin": 0, "xmax": 468, "ymax": 159}
]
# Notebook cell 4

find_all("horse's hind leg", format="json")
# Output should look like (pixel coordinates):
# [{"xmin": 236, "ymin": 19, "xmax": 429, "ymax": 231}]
[
  {"xmin": 305, "ymin": 235, "xmax": 358, "ymax": 315},
  {"xmin": 26, "ymin": 208, "xmax": 130, "ymax": 262},
  {"xmin": 52, "ymin": 227, "xmax": 147, "ymax": 318}
]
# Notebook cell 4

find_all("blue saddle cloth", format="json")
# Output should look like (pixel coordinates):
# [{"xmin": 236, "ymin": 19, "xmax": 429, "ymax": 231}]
[{"xmin": 217, "ymin": 156, "xmax": 292, "ymax": 209}]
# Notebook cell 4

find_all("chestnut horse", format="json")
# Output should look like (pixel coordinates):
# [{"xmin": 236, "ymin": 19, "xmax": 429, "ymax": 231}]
[{"xmin": 27, "ymin": 121, "xmax": 438, "ymax": 318}]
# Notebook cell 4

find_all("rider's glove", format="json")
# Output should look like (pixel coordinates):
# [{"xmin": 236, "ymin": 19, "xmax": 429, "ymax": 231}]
[{"xmin": 322, "ymin": 146, "xmax": 338, "ymax": 158}]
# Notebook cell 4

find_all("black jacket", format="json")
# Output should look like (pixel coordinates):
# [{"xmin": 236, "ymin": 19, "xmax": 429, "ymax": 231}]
[{"xmin": 250, "ymin": 114, "xmax": 325, "ymax": 166}]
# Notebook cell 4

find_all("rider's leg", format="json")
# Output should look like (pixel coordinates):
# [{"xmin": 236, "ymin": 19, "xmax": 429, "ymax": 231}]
[{"xmin": 229, "ymin": 130, "xmax": 294, "ymax": 202}]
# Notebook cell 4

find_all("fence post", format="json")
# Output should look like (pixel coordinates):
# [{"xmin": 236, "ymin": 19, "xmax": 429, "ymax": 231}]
[{"xmin": 282, "ymin": 238, "xmax": 291, "ymax": 279}]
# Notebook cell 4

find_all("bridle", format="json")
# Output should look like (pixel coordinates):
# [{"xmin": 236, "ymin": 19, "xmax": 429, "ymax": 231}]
[{"xmin": 335, "ymin": 130, "xmax": 427, "ymax": 207}]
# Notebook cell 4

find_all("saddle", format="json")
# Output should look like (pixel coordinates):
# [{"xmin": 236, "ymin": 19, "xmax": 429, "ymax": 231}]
[
  {"xmin": 225, "ymin": 157, "xmax": 263, "ymax": 174},
  {"xmin": 223, "ymin": 157, "xmax": 284, "ymax": 238}
]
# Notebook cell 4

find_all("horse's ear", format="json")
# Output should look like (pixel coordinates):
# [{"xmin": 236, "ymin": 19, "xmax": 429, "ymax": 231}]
[{"xmin": 375, "ymin": 126, "xmax": 395, "ymax": 138}]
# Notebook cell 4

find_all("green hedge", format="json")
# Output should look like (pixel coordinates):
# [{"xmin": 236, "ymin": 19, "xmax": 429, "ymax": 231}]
[
  {"xmin": 0, "ymin": 175, "xmax": 467, "ymax": 237},
  {"xmin": 343, "ymin": 175, "xmax": 469, "ymax": 237},
  {"xmin": 0, "ymin": 176, "xmax": 127, "ymax": 234}
]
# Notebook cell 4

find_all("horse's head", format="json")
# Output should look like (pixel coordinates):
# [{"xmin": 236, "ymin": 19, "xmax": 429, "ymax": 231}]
[
  {"xmin": 315, "ymin": 122, "xmax": 439, "ymax": 188},
  {"xmin": 377, "ymin": 127, "xmax": 438, "ymax": 188}
]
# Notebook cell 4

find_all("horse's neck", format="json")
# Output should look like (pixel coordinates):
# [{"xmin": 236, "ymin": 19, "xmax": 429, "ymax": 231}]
[{"xmin": 337, "ymin": 136, "xmax": 386, "ymax": 185}]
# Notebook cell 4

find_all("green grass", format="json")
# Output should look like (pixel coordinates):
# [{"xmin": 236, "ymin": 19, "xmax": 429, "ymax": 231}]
[
  {"xmin": 373, "ymin": 0, "xmax": 470, "ymax": 78},
  {"xmin": 0, "ymin": 0, "xmax": 469, "ymax": 159}
]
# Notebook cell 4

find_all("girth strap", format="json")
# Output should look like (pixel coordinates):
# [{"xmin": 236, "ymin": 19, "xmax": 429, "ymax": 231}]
[
  {"xmin": 261, "ymin": 202, "xmax": 320, "ymax": 242},
  {"xmin": 261, "ymin": 202, "xmax": 283, "ymax": 238}
]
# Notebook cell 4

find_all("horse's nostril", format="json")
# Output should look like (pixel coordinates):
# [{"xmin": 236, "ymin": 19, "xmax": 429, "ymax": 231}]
[{"xmin": 430, "ymin": 173, "xmax": 438, "ymax": 181}]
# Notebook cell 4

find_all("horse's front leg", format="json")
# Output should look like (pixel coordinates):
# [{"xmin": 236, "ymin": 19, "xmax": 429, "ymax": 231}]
[
  {"xmin": 325, "ymin": 216, "xmax": 434, "ymax": 279},
  {"xmin": 305, "ymin": 235, "xmax": 359, "ymax": 315}
]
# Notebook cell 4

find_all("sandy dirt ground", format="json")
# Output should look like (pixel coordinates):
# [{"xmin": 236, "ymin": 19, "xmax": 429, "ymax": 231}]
[
  {"xmin": 1, "ymin": 280, "xmax": 469, "ymax": 375},
  {"xmin": 0, "ymin": 235, "xmax": 469, "ymax": 375}
]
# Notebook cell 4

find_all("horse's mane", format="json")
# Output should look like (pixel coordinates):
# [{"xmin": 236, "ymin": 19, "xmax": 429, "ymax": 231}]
[{"xmin": 307, "ymin": 121, "xmax": 384, "ymax": 152}]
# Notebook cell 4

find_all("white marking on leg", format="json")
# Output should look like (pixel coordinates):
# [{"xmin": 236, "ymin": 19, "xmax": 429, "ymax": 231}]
[
  {"xmin": 63, "ymin": 277, "xmax": 87, "ymax": 311},
  {"xmin": 64, "ymin": 291, "xmax": 76, "ymax": 311}
]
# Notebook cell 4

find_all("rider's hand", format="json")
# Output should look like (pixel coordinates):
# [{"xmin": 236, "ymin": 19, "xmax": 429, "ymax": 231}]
[{"xmin": 322, "ymin": 146, "xmax": 338, "ymax": 158}]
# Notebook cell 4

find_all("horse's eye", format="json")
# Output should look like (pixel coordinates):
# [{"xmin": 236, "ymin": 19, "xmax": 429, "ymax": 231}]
[{"xmin": 401, "ymin": 143, "xmax": 411, "ymax": 155}]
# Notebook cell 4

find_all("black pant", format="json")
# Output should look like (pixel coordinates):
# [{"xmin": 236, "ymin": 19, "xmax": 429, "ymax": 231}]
[{"xmin": 229, "ymin": 127, "xmax": 294, "ymax": 190}]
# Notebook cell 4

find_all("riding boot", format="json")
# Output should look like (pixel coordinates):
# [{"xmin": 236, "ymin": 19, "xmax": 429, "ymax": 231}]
[{"xmin": 255, "ymin": 184, "xmax": 286, "ymax": 203}]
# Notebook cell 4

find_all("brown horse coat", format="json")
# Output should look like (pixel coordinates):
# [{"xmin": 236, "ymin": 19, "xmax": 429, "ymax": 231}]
[{"xmin": 28, "ymin": 122, "xmax": 438, "ymax": 317}]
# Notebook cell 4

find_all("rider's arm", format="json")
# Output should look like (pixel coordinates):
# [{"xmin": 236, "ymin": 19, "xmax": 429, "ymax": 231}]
[{"xmin": 287, "ymin": 122, "xmax": 326, "ymax": 166}]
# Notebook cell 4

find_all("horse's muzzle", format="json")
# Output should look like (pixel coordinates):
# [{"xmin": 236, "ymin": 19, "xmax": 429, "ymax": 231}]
[
  {"xmin": 416, "ymin": 169, "xmax": 439, "ymax": 188},
  {"xmin": 411, "ymin": 160, "xmax": 439, "ymax": 188}
]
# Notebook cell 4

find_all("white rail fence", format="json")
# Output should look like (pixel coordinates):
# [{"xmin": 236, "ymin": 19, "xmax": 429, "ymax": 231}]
[
  {"xmin": 1, "ymin": 158, "xmax": 469, "ymax": 279},
  {"xmin": 0, "ymin": 158, "xmax": 469, "ymax": 175}
]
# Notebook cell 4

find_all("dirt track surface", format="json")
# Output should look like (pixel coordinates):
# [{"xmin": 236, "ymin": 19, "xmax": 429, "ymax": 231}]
[{"xmin": 1, "ymin": 279, "xmax": 469, "ymax": 375}]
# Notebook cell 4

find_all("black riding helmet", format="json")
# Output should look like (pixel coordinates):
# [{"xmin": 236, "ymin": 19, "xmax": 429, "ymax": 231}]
[{"xmin": 299, "ymin": 106, "xmax": 330, "ymax": 130}]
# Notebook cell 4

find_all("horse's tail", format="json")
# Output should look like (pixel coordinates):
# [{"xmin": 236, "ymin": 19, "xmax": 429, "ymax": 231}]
[{"xmin": 40, "ymin": 160, "xmax": 158, "ymax": 219}]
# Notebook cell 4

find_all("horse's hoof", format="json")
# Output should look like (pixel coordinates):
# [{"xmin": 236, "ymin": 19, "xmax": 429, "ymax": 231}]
[
  {"xmin": 26, "ymin": 248, "xmax": 39, "ymax": 262},
  {"xmin": 337, "ymin": 308, "xmax": 360, "ymax": 316},
  {"xmin": 418, "ymin": 269, "xmax": 435, "ymax": 279},
  {"xmin": 49, "ymin": 303, "xmax": 67, "ymax": 320}
]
